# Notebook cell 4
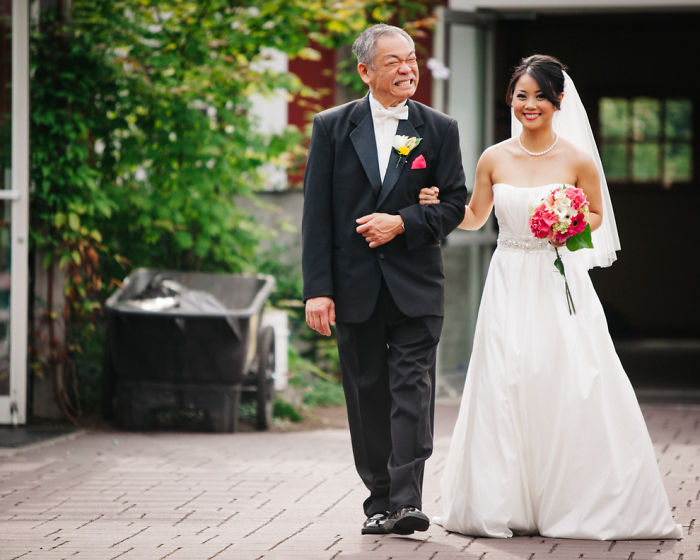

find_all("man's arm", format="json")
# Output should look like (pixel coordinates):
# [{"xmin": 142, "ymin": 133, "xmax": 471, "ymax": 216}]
[
  {"xmin": 302, "ymin": 114, "xmax": 333, "ymax": 301},
  {"xmin": 398, "ymin": 119, "xmax": 468, "ymax": 249},
  {"xmin": 302, "ymin": 114, "xmax": 336, "ymax": 335}
]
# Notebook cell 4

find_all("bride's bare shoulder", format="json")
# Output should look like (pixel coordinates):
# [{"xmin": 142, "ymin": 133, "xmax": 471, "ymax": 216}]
[
  {"xmin": 481, "ymin": 138, "xmax": 517, "ymax": 162},
  {"xmin": 558, "ymin": 137, "xmax": 591, "ymax": 163},
  {"xmin": 558, "ymin": 137, "xmax": 597, "ymax": 173}
]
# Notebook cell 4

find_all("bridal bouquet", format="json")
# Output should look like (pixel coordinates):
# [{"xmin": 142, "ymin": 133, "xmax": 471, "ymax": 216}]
[{"xmin": 529, "ymin": 185, "xmax": 593, "ymax": 314}]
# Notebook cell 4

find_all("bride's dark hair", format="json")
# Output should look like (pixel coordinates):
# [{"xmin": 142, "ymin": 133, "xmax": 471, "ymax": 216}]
[{"xmin": 506, "ymin": 54, "xmax": 566, "ymax": 109}]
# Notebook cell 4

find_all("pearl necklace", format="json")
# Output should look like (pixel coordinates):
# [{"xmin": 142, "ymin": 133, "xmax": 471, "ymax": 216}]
[{"xmin": 518, "ymin": 134, "xmax": 558, "ymax": 157}]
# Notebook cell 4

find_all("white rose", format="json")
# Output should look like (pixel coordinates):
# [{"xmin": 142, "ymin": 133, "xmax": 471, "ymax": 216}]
[{"xmin": 393, "ymin": 135, "xmax": 409, "ymax": 150}]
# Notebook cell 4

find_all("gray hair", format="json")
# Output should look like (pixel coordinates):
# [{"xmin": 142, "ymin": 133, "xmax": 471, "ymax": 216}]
[{"xmin": 352, "ymin": 24, "xmax": 415, "ymax": 69}]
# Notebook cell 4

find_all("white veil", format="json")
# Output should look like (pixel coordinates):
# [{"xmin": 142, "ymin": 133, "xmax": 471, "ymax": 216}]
[{"xmin": 511, "ymin": 71, "xmax": 621, "ymax": 269}]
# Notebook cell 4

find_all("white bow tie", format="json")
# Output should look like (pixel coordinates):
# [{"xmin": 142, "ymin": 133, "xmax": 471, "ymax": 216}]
[{"xmin": 373, "ymin": 103, "xmax": 408, "ymax": 123}]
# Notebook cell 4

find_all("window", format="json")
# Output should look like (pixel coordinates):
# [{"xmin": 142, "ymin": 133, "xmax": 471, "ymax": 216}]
[{"xmin": 599, "ymin": 97, "xmax": 693, "ymax": 186}]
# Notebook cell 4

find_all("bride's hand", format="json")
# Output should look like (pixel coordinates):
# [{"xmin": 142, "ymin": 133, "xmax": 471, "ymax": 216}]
[{"xmin": 418, "ymin": 186, "xmax": 440, "ymax": 205}]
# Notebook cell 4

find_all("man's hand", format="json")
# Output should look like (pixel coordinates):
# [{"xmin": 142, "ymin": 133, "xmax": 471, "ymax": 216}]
[
  {"xmin": 356, "ymin": 213, "xmax": 404, "ymax": 248},
  {"xmin": 305, "ymin": 296, "xmax": 336, "ymax": 336}
]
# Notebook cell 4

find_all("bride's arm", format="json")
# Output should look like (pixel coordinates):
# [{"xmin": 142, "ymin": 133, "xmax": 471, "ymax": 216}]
[
  {"xmin": 419, "ymin": 150, "xmax": 495, "ymax": 230},
  {"xmin": 576, "ymin": 155, "xmax": 603, "ymax": 232},
  {"xmin": 458, "ymin": 152, "xmax": 494, "ymax": 230}
]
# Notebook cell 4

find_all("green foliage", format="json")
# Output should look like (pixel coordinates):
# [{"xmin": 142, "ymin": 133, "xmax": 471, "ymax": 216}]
[
  {"xmin": 238, "ymin": 396, "xmax": 302, "ymax": 425},
  {"xmin": 71, "ymin": 322, "xmax": 106, "ymax": 416},
  {"xmin": 81, "ymin": 1, "xmax": 302, "ymax": 272},
  {"xmin": 254, "ymin": 246, "xmax": 344, "ymax": 412},
  {"xmin": 297, "ymin": 377, "xmax": 346, "ymax": 408},
  {"xmin": 253, "ymin": 245, "xmax": 304, "ymax": 311},
  {"xmin": 237, "ymin": 399, "xmax": 257, "ymax": 424},
  {"xmin": 288, "ymin": 345, "xmax": 344, "ymax": 408},
  {"xmin": 29, "ymin": 9, "xmax": 117, "ymax": 422},
  {"xmin": 273, "ymin": 398, "xmax": 303, "ymax": 423},
  {"xmin": 30, "ymin": 9, "xmax": 114, "ymax": 294}
]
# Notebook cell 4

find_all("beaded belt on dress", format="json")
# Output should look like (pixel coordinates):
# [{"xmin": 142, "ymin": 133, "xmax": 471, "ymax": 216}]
[{"xmin": 497, "ymin": 234, "xmax": 550, "ymax": 252}]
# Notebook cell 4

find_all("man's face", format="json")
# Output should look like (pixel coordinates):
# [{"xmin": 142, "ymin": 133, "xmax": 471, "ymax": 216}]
[{"xmin": 358, "ymin": 33, "xmax": 419, "ymax": 108}]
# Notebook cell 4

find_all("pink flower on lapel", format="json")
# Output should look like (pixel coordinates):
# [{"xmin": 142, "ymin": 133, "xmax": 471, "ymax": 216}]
[{"xmin": 411, "ymin": 154, "xmax": 426, "ymax": 170}]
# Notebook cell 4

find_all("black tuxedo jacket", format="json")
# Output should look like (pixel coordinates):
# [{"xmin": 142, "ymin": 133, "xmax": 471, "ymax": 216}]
[{"xmin": 302, "ymin": 96, "xmax": 468, "ymax": 323}]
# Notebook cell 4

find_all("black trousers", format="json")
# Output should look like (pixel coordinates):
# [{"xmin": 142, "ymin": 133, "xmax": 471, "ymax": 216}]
[{"xmin": 336, "ymin": 281, "xmax": 442, "ymax": 516}]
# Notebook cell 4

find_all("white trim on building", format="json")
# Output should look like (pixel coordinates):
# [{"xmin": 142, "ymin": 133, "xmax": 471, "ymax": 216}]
[
  {"xmin": 250, "ymin": 48, "xmax": 289, "ymax": 191},
  {"xmin": 0, "ymin": 0, "xmax": 30, "ymax": 425}
]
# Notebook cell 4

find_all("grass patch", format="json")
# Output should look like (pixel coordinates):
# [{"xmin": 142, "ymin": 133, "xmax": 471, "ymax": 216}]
[
  {"xmin": 273, "ymin": 398, "xmax": 303, "ymax": 422},
  {"xmin": 238, "ymin": 396, "xmax": 303, "ymax": 425},
  {"xmin": 297, "ymin": 377, "xmax": 345, "ymax": 408}
]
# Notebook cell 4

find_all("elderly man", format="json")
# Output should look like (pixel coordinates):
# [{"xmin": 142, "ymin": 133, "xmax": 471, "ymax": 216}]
[{"xmin": 302, "ymin": 23, "xmax": 467, "ymax": 535}]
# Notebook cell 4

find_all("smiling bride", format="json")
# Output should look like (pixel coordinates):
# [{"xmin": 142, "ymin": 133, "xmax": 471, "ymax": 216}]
[{"xmin": 419, "ymin": 54, "xmax": 683, "ymax": 540}]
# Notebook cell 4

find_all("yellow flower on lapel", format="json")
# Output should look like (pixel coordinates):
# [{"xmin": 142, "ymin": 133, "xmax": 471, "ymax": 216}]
[{"xmin": 392, "ymin": 135, "xmax": 422, "ymax": 167}]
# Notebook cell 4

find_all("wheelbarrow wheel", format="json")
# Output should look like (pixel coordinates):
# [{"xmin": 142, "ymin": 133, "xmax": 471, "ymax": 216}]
[{"xmin": 256, "ymin": 325, "xmax": 276, "ymax": 430}]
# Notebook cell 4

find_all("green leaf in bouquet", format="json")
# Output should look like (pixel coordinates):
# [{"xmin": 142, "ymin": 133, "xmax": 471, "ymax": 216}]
[
  {"xmin": 554, "ymin": 255, "xmax": 565, "ymax": 277},
  {"xmin": 566, "ymin": 224, "xmax": 594, "ymax": 251}
]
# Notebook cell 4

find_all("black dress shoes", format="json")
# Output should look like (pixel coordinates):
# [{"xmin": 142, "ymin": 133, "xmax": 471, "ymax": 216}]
[
  {"xmin": 383, "ymin": 506, "xmax": 430, "ymax": 535},
  {"xmin": 361, "ymin": 512, "xmax": 389, "ymax": 534}
]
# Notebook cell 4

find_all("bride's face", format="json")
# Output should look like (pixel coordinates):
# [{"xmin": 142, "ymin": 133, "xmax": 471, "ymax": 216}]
[{"xmin": 511, "ymin": 73, "xmax": 562, "ymax": 131}]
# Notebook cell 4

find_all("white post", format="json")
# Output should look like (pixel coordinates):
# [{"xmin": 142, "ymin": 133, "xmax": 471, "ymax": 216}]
[
  {"xmin": 262, "ymin": 310, "xmax": 289, "ymax": 391},
  {"xmin": 10, "ymin": 0, "xmax": 30, "ymax": 424}
]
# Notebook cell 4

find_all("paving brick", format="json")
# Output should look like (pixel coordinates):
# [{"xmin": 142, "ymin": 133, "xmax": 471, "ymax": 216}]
[{"xmin": 0, "ymin": 402, "xmax": 697, "ymax": 560}]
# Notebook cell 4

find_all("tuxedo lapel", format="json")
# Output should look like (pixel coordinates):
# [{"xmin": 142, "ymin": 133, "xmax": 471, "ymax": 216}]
[
  {"xmin": 376, "ymin": 113, "xmax": 422, "ymax": 208},
  {"xmin": 349, "ymin": 97, "xmax": 381, "ymax": 195}
]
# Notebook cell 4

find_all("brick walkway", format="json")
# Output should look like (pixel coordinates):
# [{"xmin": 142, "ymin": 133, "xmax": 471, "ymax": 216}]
[{"xmin": 0, "ymin": 401, "xmax": 698, "ymax": 560}]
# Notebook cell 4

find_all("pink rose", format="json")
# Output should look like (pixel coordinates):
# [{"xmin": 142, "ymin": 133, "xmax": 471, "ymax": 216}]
[
  {"xmin": 565, "ymin": 187, "xmax": 587, "ymax": 210},
  {"xmin": 529, "ymin": 206, "xmax": 558, "ymax": 239}
]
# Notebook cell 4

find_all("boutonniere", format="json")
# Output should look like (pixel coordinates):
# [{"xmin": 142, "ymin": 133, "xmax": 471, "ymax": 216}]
[{"xmin": 392, "ymin": 135, "xmax": 422, "ymax": 167}]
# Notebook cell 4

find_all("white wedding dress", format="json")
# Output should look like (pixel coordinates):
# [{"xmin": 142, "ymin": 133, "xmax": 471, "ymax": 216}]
[{"xmin": 435, "ymin": 183, "xmax": 683, "ymax": 540}]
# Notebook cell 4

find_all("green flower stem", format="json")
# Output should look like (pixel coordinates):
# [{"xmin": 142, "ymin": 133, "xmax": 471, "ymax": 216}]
[{"xmin": 554, "ymin": 247, "xmax": 576, "ymax": 315}]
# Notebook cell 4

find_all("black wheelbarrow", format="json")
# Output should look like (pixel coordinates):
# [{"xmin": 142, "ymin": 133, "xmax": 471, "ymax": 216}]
[{"xmin": 103, "ymin": 268, "xmax": 276, "ymax": 432}]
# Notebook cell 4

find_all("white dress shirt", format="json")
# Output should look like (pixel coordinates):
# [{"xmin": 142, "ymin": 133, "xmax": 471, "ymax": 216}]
[{"xmin": 368, "ymin": 93, "xmax": 408, "ymax": 182}]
